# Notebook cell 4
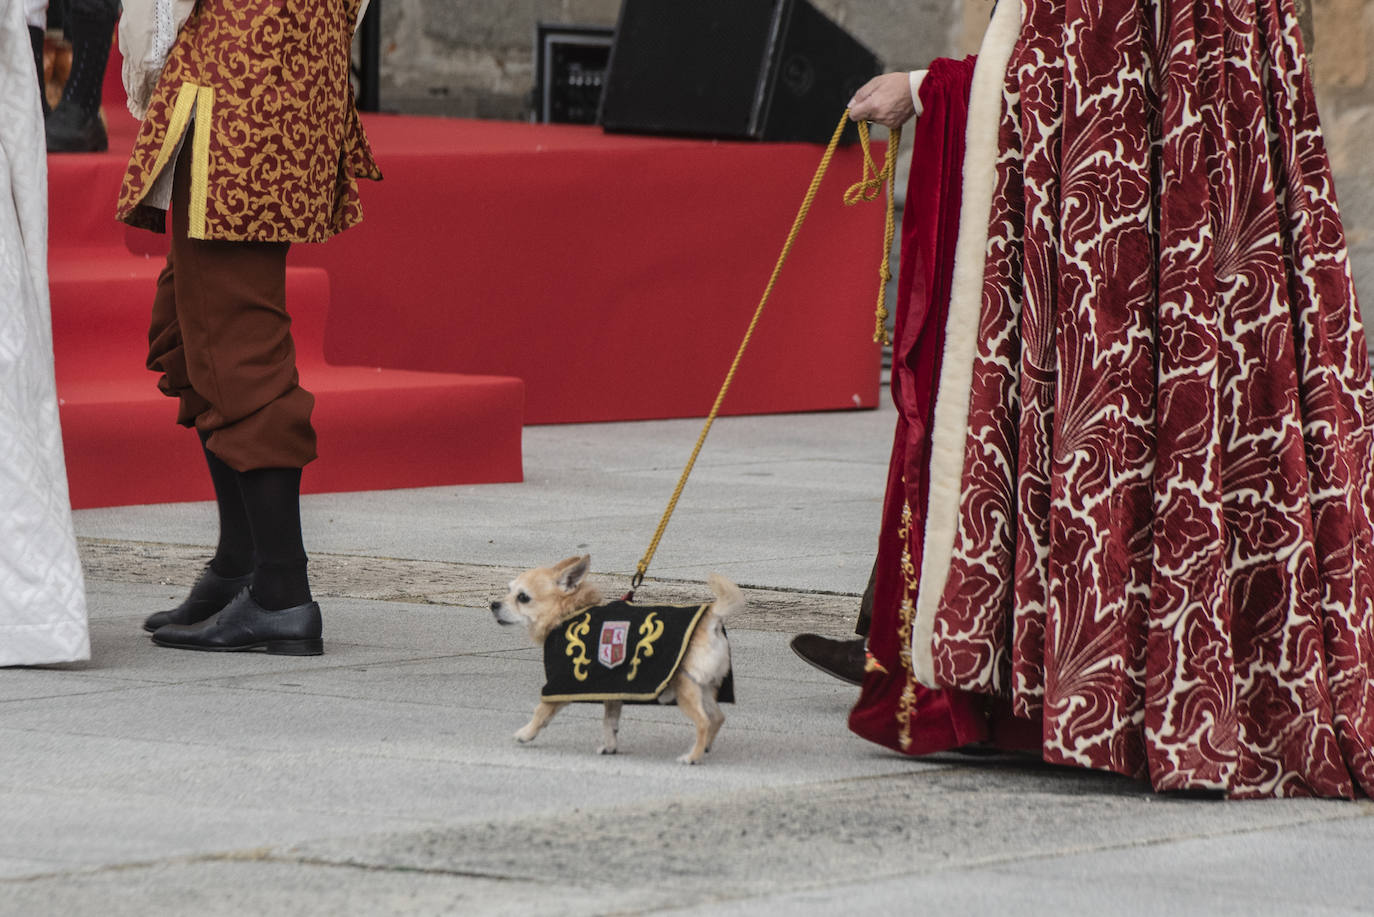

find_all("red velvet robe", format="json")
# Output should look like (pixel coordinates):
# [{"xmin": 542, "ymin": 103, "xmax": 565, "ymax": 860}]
[{"xmin": 848, "ymin": 55, "xmax": 1040, "ymax": 757}]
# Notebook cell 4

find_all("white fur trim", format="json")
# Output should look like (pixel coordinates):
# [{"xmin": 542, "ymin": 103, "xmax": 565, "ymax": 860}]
[{"xmin": 911, "ymin": 0, "xmax": 1023, "ymax": 687}]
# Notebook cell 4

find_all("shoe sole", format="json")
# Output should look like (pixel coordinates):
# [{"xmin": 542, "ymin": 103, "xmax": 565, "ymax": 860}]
[
  {"xmin": 142, "ymin": 617, "xmax": 218, "ymax": 635},
  {"xmin": 150, "ymin": 637, "xmax": 323, "ymax": 656}
]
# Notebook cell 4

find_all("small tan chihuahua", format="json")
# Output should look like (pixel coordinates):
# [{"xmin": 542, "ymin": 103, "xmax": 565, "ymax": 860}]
[{"xmin": 490, "ymin": 555, "xmax": 742, "ymax": 764}]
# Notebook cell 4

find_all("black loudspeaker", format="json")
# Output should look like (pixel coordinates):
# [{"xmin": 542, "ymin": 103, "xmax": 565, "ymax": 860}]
[{"xmin": 598, "ymin": 0, "xmax": 880, "ymax": 143}]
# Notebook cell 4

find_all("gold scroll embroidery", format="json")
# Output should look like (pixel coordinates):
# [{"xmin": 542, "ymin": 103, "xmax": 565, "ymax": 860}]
[
  {"xmin": 627, "ymin": 612, "xmax": 664, "ymax": 681},
  {"xmin": 565, "ymin": 613, "xmax": 592, "ymax": 681}
]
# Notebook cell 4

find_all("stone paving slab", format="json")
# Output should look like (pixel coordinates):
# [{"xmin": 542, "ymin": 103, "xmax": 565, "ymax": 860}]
[
  {"xmin": 2, "ymin": 859, "xmax": 649, "ymax": 917},
  {"xmin": 10, "ymin": 767, "xmax": 1367, "ymax": 917},
  {"xmin": 9, "ymin": 578, "xmax": 1370, "ymax": 917},
  {"xmin": 1, "ymin": 582, "xmax": 916, "ymax": 917}
]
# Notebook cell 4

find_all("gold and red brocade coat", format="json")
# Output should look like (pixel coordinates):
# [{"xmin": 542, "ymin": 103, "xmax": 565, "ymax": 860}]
[{"xmin": 117, "ymin": 0, "xmax": 381, "ymax": 242}]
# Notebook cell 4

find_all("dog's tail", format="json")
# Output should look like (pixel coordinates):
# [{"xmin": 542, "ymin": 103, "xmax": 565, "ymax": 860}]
[{"xmin": 706, "ymin": 574, "xmax": 744, "ymax": 619}]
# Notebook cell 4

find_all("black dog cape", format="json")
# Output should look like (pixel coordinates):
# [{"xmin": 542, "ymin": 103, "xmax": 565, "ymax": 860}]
[{"xmin": 542, "ymin": 600, "xmax": 734, "ymax": 704}]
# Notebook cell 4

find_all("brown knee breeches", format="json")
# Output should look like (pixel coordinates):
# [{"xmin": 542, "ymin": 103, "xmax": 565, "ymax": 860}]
[{"xmin": 146, "ymin": 151, "xmax": 317, "ymax": 471}]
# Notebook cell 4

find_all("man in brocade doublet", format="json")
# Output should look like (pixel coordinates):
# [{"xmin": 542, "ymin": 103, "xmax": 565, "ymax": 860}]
[
  {"xmin": 116, "ymin": 0, "xmax": 380, "ymax": 655},
  {"xmin": 117, "ymin": 0, "xmax": 380, "ymax": 241}
]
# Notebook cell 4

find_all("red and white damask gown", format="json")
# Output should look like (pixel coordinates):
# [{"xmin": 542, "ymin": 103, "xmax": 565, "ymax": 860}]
[{"xmin": 850, "ymin": 0, "xmax": 1374, "ymax": 798}]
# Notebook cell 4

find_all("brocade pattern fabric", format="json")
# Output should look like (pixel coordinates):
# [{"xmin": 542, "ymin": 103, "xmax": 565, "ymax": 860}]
[
  {"xmin": 917, "ymin": 0, "xmax": 1374, "ymax": 797},
  {"xmin": 116, "ymin": 0, "xmax": 380, "ymax": 242}
]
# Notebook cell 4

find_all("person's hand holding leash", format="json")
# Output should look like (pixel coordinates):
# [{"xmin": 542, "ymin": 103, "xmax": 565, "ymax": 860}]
[{"xmin": 847, "ymin": 72, "xmax": 916, "ymax": 129}]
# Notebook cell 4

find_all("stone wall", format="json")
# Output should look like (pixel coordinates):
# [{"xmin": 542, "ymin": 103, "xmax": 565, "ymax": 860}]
[
  {"xmin": 374, "ymin": 0, "xmax": 958, "ymax": 117},
  {"xmin": 373, "ymin": 0, "xmax": 1373, "ymax": 315}
]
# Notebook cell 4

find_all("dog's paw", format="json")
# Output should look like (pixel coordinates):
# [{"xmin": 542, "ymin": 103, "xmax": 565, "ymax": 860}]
[
  {"xmin": 597, "ymin": 745, "xmax": 618, "ymax": 755},
  {"xmin": 513, "ymin": 727, "xmax": 537, "ymax": 744},
  {"xmin": 677, "ymin": 753, "xmax": 701, "ymax": 765}
]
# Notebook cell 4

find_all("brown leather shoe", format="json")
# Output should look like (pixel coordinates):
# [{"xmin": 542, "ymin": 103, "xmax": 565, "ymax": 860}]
[{"xmin": 789, "ymin": 633, "xmax": 865, "ymax": 685}]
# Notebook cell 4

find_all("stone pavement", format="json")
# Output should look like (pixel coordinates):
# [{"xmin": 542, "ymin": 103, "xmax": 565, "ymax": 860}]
[{"xmin": 4, "ymin": 401, "xmax": 1374, "ymax": 915}]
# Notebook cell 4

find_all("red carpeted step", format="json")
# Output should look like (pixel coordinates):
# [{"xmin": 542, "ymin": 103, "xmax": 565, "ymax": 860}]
[
  {"xmin": 48, "ymin": 32, "xmax": 139, "ymax": 247},
  {"xmin": 48, "ymin": 40, "xmax": 524, "ymax": 508},
  {"xmin": 48, "ymin": 250, "xmax": 163, "ymax": 380},
  {"xmin": 46, "ymin": 153, "xmax": 132, "ymax": 250},
  {"xmin": 49, "ymin": 255, "xmax": 524, "ymax": 508}
]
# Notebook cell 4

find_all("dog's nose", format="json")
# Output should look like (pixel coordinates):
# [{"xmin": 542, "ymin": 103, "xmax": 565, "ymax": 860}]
[{"xmin": 489, "ymin": 601, "xmax": 500, "ymax": 612}]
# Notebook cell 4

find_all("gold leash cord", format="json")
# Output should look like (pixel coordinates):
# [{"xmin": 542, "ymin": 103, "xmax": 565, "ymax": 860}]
[{"xmin": 630, "ymin": 111, "xmax": 902, "ymax": 591}]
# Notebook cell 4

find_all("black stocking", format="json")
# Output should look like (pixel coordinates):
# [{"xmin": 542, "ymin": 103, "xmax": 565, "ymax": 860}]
[
  {"xmin": 58, "ymin": 0, "xmax": 118, "ymax": 116},
  {"xmin": 238, "ymin": 466, "xmax": 313, "ymax": 610},
  {"xmin": 199, "ymin": 431, "xmax": 254, "ymax": 579}
]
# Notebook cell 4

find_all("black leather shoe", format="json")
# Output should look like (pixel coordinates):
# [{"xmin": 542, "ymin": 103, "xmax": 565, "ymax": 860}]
[
  {"xmin": 143, "ymin": 567, "xmax": 253, "ymax": 633},
  {"xmin": 45, "ymin": 102, "xmax": 107, "ymax": 152},
  {"xmin": 789, "ymin": 634, "xmax": 866, "ymax": 685},
  {"xmin": 151, "ymin": 589, "xmax": 323, "ymax": 655}
]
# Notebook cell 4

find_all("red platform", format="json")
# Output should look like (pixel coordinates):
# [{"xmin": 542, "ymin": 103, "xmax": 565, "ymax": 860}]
[
  {"xmin": 299, "ymin": 116, "xmax": 886, "ymax": 424},
  {"xmin": 50, "ymin": 51, "xmax": 883, "ymax": 506},
  {"xmin": 120, "ymin": 116, "xmax": 888, "ymax": 424},
  {"xmin": 49, "ymin": 68, "xmax": 525, "ymax": 508}
]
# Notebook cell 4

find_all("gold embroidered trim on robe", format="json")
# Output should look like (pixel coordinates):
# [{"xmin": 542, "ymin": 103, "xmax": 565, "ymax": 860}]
[{"xmin": 896, "ymin": 498, "xmax": 919, "ymax": 750}]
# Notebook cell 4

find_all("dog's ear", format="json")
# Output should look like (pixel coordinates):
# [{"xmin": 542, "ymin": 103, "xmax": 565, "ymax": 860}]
[{"xmin": 555, "ymin": 554, "xmax": 591, "ymax": 593}]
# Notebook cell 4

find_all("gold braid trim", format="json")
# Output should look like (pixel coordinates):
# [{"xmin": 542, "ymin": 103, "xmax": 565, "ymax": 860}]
[
  {"xmin": 895, "ymin": 497, "xmax": 920, "ymax": 751},
  {"xmin": 188, "ymin": 86, "xmax": 215, "ymax": 240}
]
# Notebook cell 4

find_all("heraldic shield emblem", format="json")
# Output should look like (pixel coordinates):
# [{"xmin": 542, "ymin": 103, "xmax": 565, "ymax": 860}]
[{"xmin": 598, "ymin": 620, "xmax": 629, "ymax": 668}]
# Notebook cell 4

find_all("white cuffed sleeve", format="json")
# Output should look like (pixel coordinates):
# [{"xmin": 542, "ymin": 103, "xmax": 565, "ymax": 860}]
[{"xmin": 909, "ymin": 69, "xmax": 929, "ymax": 118}]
